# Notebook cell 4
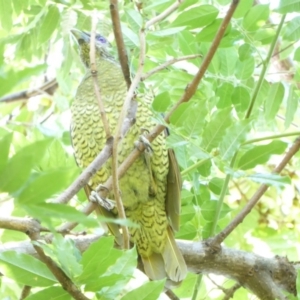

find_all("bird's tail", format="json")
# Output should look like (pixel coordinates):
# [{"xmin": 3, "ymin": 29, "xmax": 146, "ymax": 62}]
[{"xmin": 142, "ymin": 227, "xmax": 187, "ymax": 283}]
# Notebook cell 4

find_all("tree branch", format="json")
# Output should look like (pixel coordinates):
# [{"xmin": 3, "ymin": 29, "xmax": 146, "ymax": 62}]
[
  {"xmin": 0, "ymin": 235, "xmax": 296, "ymax": 299},
  {"xmin": 212, "ymin": 136, "xmax": 300, "ymax": 245}
]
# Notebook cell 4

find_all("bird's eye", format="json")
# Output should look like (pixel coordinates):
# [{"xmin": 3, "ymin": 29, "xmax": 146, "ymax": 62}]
[{"xmin": 96, "ymin": 35, "xmax": 107, "ymax": 44}]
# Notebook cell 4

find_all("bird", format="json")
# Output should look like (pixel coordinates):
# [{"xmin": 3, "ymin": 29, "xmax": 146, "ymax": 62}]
[{"xmin": 70, "ymin": 29, "xmax": 187, "ymax": 284}]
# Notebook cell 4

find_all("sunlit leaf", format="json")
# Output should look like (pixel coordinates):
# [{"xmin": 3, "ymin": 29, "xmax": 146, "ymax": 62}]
[{"xmin": 0, "ymin": 251, "xmax": 57, "ymax": 287}]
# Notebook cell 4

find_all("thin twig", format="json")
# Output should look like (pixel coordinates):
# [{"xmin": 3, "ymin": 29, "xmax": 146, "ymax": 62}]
[
  {"xmin": 0, "ymin": 79, "xmax": 58, "ymax": 103},
  {"xmin": 145, "ymin": 0, "xmax": 184, "ymax": 28},
  {"xmin": 29, "ymin": 232, "xmax": 90, "ymax": 300},
  {"xmin": 212, "ymin": 136, "xmax": 300, "ymax": 245},
  {"xmin": 90, "ymin": 13, "xmax": 111, "ymax": 139},
  {"xmin": 164, "ymin": 0, "xmax": 240, "ymax": 124},
  {"xmin": 141, "ymin": 54, "xmax": 202, "ymax": 81},
  {"xmin": 245, "ymin": 14, "xmax": 286, "ymax": 118},
  {"xmin": 110, "ymin": 0, "xmax": 132, "ymax": 88}
]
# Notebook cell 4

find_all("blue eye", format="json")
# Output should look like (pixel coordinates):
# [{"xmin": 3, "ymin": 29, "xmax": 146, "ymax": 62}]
[{"xmin": 96, "ymin": 35, "xmax": 106, "ymax": 43}]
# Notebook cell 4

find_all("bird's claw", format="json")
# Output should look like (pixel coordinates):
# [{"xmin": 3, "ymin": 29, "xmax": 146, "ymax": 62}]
[
  {"xmin": 90, "ymin": 187, "xmax": 115, "ymax": 211},
  {"xmin": 135, "ymin": 129, "xmax": 153, "ymax": 155}
]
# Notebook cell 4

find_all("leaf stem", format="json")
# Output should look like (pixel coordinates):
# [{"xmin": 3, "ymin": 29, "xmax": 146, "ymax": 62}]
[{"xmin": 245, "ymin": 14, "xmax": 286, "ymax": 119}]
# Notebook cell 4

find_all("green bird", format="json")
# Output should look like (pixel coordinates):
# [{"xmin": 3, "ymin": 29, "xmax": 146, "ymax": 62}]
[{"xmin": 70, "ymin": 29, "xmax": 187, "ymax": 283}]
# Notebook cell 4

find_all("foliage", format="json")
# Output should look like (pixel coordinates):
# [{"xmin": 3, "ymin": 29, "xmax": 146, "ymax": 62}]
[{"xmin": 0, "ymin": 0, "xmax": 300, "ymax": 299}]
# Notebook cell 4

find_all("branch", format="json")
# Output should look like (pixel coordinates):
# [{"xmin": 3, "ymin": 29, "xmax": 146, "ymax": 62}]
[
  {"xmin": 0, "ymin": 79, "xmax": 58, "ymax": 103},
  {"xmin": 90, "ymin": 14, "xmax": 111, "ymax": 139},
  {"xmin": 110, "ymin": 0, "xmax": 132, "ymax": 88},
  {"xmin": 0, "ymin": 236, "xmax": 296, "ymax": 299},
  {"xmin": 212, "ymin": 136, "xmax": 300, "ymax": 245},
  {"xmin": 141, "ymin": 54, "xmax": 202, "ymax": 81}
]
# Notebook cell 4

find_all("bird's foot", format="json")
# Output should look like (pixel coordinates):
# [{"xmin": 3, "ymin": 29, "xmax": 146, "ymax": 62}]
[
  {"xmin": 90, "ymin": 185, "xmax": 115, "ymax": 210},
  {"xmin": 134, "ymin": 128, "xmax": 153, "ymax": 155}
]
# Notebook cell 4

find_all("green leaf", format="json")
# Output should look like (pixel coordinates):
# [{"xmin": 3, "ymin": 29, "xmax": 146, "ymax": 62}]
[
  {"xmin": 233, "ymin": 0, "xmax": 254, "ymax": 18},
  {"xmin": 197, "ymin": 19, "xmax": 231, "ymax": 43},
  {"xmin": 235, "ymin": 57, "xmax": 254, "ymax": 80},
  {"xmin": 0, "ymin": 251, "xmax": 57, "ymax": 287},
  {"xmin": 26, "ymin": 286, "xmax": 71, "ymax": 300},
  {"xmin": 38, "ymin": 5, "xmax": 60, "ymax": 44},
  {"xmin": 18, "ymin": 169, "xmax": 77, "ymax": 204},
  {"xmin": 283, "ymin": 16, "xmax": 300, "ymax": 41},
  {"xmin": 23, "ymin": 203, "xmax": 96, "ymax": 226},
  {"xmin": 0, "ymin": 139, "xmax": 51, "ymax": 193},
  {"xmin": 264, "ymin": 82, "xmax": 285, "ymax": 122},
  {"xmin": 219, "ymin": 48, "xmax": 237, "ymax": 76},
  {"xmin": 247, "ymin": 173, "xmax": 290, "ymax": 187},
  {"xmin": 125, "ymin": 9, "xmax": 143, "ymax": 29},
  {"xmin": 216, "ymin": 82, "xmax": 234, "ymax": 109},
  {"xmin": 220, "ymin": 119, "xmax": 252, "ymax": 161},
  {"xmin": 231, "ymin": 86, "xmax": 251, "ymax": 114},
  {"xmin": 170, "ymin": 100, "xmax": 207, "ymax": 138},
  {"xmin": 294, "ymin": 47, "xmax": 300, "ymax": 62},
  {"xmin": 0, "ymin": 65, "xmax": 47, "ymax": 97},
  {"xmin": 253, "ymin": 28, "xmax": 276, "ymax": 44},
  {"xmin": 238, "ymin": 43, "xmax": 255, "ymax": 61},
  {"xmin": 122, "ymin": 25, "xmax": 139, "ymax": 47},
  {"xmin": 172, "ymin": 5, "xmax": 218, "ymax": 29},
  {"xmin": 121, "ymin": 280, "xmax": 165, "ymax": 300},
  {"xmin": 201, "ymin": 201, "xmax": 231, "ymax": 222},
  {"xmin": 285, "ymin": 85, "xmax": 298, "ymax": 129},
  {"xmin": 86, "ymin": 273, "xmax": 126, "ymax": 292},
  {"xmin": 152, "ymin": 91, "xmax": 171, "ymax": 112},
  {"xmin": 242, "ymin": 4, "xmax": 269, "ymax": 31},
  {"xmin": 238, "ymin": 141, "xmax": 287, "ymax": 170},
  {"xmin": 78, "ymin": 237, "xmax": 121, "ymax": 282},
  {"xmin": 277, "ymin": 0, "xmax": 300, "ymax": 13},
  {"xmin": 0, "ymin": 0, "xmax": 12, "ymax": 31},
  {"xmin": 208, "ymin": 178, "xmax": 224, "ymax": 195},
  {"xmin": 0, "ymin": 133, "xmax": 13, "ymax": 173},
  {"xmin": 201, "ymin": 108, "xmax": 233, "ymax": 152}
]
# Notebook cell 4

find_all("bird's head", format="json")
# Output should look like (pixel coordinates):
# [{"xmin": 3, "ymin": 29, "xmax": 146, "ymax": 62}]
[{"xmin": 71, "ymin": 29, "xmax": 113, "ymax": 67}]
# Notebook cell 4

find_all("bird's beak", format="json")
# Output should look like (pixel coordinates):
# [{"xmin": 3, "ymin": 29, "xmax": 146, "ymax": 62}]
[{"xmin": 71, "ymin": 29, "xmax": 90, "ymax": 44}]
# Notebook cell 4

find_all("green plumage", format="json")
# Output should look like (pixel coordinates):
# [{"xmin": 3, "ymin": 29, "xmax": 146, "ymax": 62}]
[{"xmin": 70, "ymin": 30, "xmax": 187, "ymax": 283}]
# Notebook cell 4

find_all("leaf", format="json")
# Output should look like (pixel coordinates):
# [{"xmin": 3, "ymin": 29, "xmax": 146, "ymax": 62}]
[
  {"xmin": 238, "ymin": 141, "xmax": 287, "ymax": 170},
  {"xmin": 197, "ymin": 19, "xmax": 231, "ymax": 43},
  {"xmin": 219, "ymin": 47, "xmax": 237, "ymax": 77},
  {"xmin": 38, "ymin": 5, "xmax": 60, "ymax": 44},
  {"xmin": 152, "ymin": 91, "xmax": 171, "ymax": 112},
  {"xmin": 231, "ymin": 86, "xmax": 251, "ymax": 114},
  {"xmin": 216, "ymin": 82, "xmax": 234, "ymax": 109},
  {"xmin": 238, "ymin": 43, "xmax": 255, "ymax": 61},
  {"xmin": 285, "ymin": 85, "xmax": 298, "ymax": 129},
  {"xmin": 0, "ymin": 251, "xmax": 57, "ymax": 287},
  {"xmin": 233, "ymin": 0, "xmax": 254, "ymax": 18},
  {"xmin": 78, "ymin": 237, "xmax": 121, "ymax": 282},
  {"xmin": 23, "ymin": 203, "xmax": 96, "ymax": 226},
  {"xmin": 277, "ymin": 0, "xmax": 300, "ymax": 13},
  {"xmin": 121, "ymin": 280, "xmax": 165, "ymax": 300},
  {"xmin": 201, "ymin": 201, "xmax": 231, "ymax": 222},
  {"xmin": 235, "ymin": 57, "xmax": 254, "ymax": 80},
  {"xmin": 247, "ymin": 173, "xmax": 290, "ymax": 187},
  {"xmin": 220, "ymin": 119, "xmax": 252, "ymax": 161},
  {"xmin": 264, "ymin": 82, "xmax": 285, "ymax": 122},
  {"xmin": 172, "ymin": 5, "xmax": 218, "ymax": 29},
  {"xmin": 0, "ymin": 65, "xmax": 46, "ymax": 97},
  {"xmin": 242, "ymin": 4, "xmax": 269, "ymax": 31},
  {"xmin": 0, "ymin": 133, "xmax": 13, "ymax": 173},
  {"xmin": 52, "ymin": 235, "xmax": 82, "ymax": 279},
  {"xmin": 170, "ymin": 100, "xmax": 208, "ymax": 137},
  {"xmin": 18, "ymin": 169, "xmax": 77, "ymax": 204},
  {"xmin": 208, "ymin": 177, "xmax": 224, "ymax": 195},
  {"xmin": 201, "ymin": 108, "xmax": 233, "ymax": 152},
  {"xmin": 0, "ymin": 139, "xmax": 51, "ymax": 193},
  {"xmin": 283, "ymin": 16, "xmax": 300, "ymax": 41},
  {"xmin": 0, "ymin": 0, "xmax": 12, "ymax": 31},
  {"xmin": 26, "ymin": 286, "xmax": 71, "ymax": 300}
]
